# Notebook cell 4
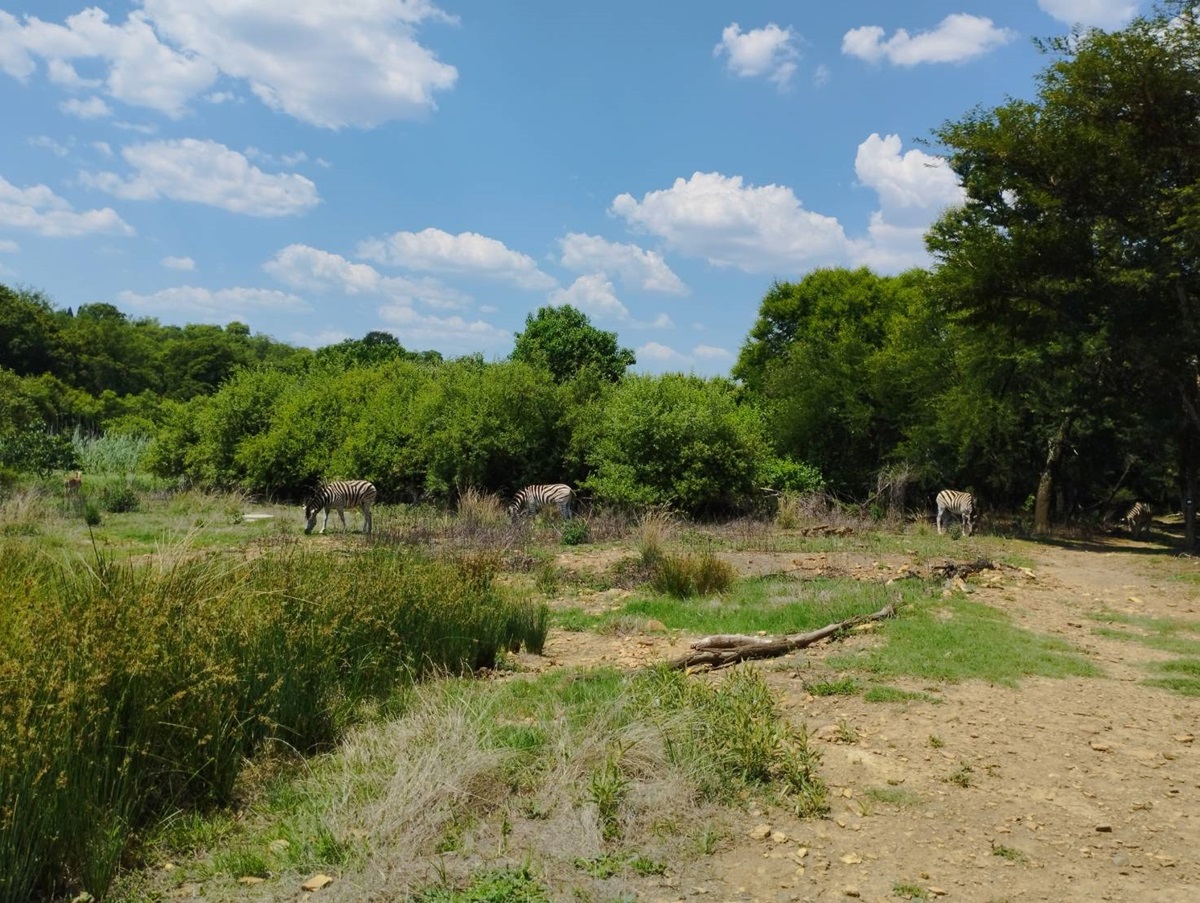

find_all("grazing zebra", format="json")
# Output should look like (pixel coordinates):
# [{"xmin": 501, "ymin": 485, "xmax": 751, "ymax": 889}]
[
  {"xmin": 1124, "ymin": 501, "xmax": 1152, "ymax": 539},
  {"xmin": 936, "ymin": 489, "xmax": 976, "ymax": 536},
  {"xmin": 507, "ymin": 483, "xmax": 574, "ymax": 520},
  {"xmin": 304, "ymin": 480, "xmax": 377, "ymax": 535}
]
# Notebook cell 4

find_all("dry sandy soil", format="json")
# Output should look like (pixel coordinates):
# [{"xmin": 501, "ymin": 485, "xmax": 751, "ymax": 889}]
[{"xmin": 526, "ymin": 533, "xmax": 1200, "ymax": 903}]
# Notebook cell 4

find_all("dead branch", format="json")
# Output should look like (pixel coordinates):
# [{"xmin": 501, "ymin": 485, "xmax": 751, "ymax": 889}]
[
  {"xmin": 931, "ymin": 559, "xmax": 996, "ymax": 580},
  {"xmin": 664, "ymin": 601, "xmax": 896, "ymax": 672}
]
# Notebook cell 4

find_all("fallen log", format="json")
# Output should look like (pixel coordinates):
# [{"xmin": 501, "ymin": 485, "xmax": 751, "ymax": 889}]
[{"xmin": 665, "ymin": 600, "xmax": 897, "ymax": 671}]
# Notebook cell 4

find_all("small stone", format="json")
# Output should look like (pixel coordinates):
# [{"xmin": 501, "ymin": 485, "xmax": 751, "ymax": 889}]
[
  {"xmin": 1096, "ymin": 824, "xmax": 1113, "ymax": 833},
  {"xmin": 750, "ymin": 823, "xmax": 773, "ymax": 840},
  {"xmin": 301, "ymin": 874, "xmax": 334, "ymax": 892},
  {"xmin": 239, "ymin": 877, "xmax": 266, "ymax": 886},
  {"xmin": 929, "ymin": 888, "xmax": 949, "ymax": 897},
  {"xmin": 1175, "ymin": 733, "xmax": 1194, "ymax": 744},
  {"xmin": 839, "ymin": 853, "xmax": 863, "ymax": 865},
  {"xmin": 771, "ymin": 831, "xmax": 789, "ymax": 843},
  {"xmin": 842, "ymin": 887, "xmax": 861, "ymax": 898},
  {"xmin": 1090, "ymin": 741, "xmax": 1111, "ymax": 752}
]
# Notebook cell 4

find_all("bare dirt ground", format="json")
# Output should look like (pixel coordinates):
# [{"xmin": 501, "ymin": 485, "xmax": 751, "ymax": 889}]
[{"xmin": 524, "ymin": 533, "xmax": 1200, "ymax": 903}]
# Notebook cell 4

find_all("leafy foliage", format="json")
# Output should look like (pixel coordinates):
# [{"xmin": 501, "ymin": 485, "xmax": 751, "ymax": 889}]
[{"xmin": 511, "ymin": 304, "xmax": 635, "ymax": 384}]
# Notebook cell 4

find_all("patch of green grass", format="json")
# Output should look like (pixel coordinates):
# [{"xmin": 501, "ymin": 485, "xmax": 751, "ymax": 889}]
[
  {"xmin": 893, "ymin": 882, "xmax": 929, "ymax": 901},
  {"xmin": 991, "ymin": 842, "xmax": 1027, "ymax": 863},
  {"xmin": 1144, "ymin": 659, "xmax": 1200, "ymax": 696},
  {"xmin": 862, "ymin": 685, "xmax": 940, "ymax": 704},
  {"xmin": 551, "ymin": 607, "xmax": 602, "ymax": 632},
  {"xmin": 413, "ymin": 865, "xmax": 551, "ymax": 903},
  {"xmin": 862, "ymin": 786, "xmax": 921, "ymax": 808},
  {"xmin": 1091, "ymin": 611, "xmax": 1200, "ymax": 657},
  {"xmin": 609, "ymin": 574, "xmax": 930, "ymax": 638},
  {"xmin": 572, "ymin": 852, "xmax": 665, "ymax": 878},
  {"xmin": 806, "ymin": 676, "xmax": 860, "ymax": 697},
  {"xmin": 943, "ymin": 763, "xmax": 974, "ymax": 788},
  {"xmin": 834, "ymin": 595, "xmax": 1099, "ymax": 686}
]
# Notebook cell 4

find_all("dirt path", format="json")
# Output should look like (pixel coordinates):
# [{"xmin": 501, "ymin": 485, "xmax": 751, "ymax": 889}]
[{"xmin": 539, "ymin": 538, "xmax": 1200, "ymax": 902}]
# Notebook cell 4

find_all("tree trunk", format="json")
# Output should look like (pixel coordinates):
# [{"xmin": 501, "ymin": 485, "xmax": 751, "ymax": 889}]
[{"xmin": 1033, "ymin": 416, "xmax": 1072, "ymax": 535}]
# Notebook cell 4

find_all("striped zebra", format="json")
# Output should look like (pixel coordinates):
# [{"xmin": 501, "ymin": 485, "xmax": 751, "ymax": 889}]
[
  {"xmin": 936, "ymin": 489, "xmax": 976, "ymax": 536},
  {"xmin": 304, "ymin": 480, "xmax": 377, "ymax": 535},
  {"xmin": 1124, "ymin": 501, "xmax": 1152, "ymax": 539},
  {"xmin": 507, "ymin": 483, "xmax": 574, "ymax": 520}
]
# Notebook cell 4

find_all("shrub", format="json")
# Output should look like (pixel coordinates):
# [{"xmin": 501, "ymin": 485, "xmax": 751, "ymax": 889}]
[
  {"xmin": 650, "ymin": 551, "xmax": 735, "ymax": 599},
  {"xmin": 101, "ymin": 485, "xmax": 140, "ymax": 513},
  {"xmin": 560, "ymin": 519, "xmax": 589, "ymax": 545}
]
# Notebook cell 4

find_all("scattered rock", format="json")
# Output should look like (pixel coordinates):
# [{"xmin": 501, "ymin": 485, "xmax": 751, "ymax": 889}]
[
  {"xmin": 1095, "ymin": 824, "xmax": 1113, "ymax": 833},
  {"xmin": 749, "ymin": 824, "xmax": 773, "ymax": 840},
  {"xmin": 301, "ymin": 874, "xmax": 334, "ymax": 892}
]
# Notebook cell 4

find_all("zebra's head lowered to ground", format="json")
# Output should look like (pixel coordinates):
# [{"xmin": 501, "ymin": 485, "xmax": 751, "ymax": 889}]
[
  {"xmin": 936, "ymin": 488, "xmax": 975, "ymax": 536},
  {"xmin": 507, "ymin": 483, "xmax": 574, "ymax": 520},
  {"xmin": 303, "ymin": 479, "xmax": 377, "ymax": 535}
]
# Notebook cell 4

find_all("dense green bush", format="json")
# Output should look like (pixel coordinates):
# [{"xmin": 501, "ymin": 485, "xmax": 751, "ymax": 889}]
[{"xmin": 581, "ymin": 374, "xmax": 771, "ymax": 515}]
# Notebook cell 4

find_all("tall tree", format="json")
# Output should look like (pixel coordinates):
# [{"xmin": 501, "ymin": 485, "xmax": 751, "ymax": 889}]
[
  {"xmin": 511, "ymin": 305, "xmax": 635, "ymax": 384},
  {"xmin": 927, "ymin": 5, "xmax": 1200, "ymax": 535}
]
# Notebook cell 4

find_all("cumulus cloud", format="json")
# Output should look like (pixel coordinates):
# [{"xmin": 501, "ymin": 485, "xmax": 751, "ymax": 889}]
[
  {"xmin": 558, "ymin": 233, "xmax": 687, "ymax": 294},
  {"xmin": 611, "ymin": 172, "xmax": 849, "ymax": 274},
  {"xmin": 80, "ymin": 138, "xmax": 320, "ymax": 216},
  {"xmin": 0, "ymin": 1, "xmax": 458, "ymax": 128},
  {"xmin": 378, "ymin": 304, "xmax": 510, "ymax": 352},
  {"xmin": 713, "ymin": 22, "xmax": 799, "ymax": 89},
  {"xmin": 848, "ymin": 134, "xmax": 965, "ymax": 269},
  {"xmin": 161, "ymin": 254, "xmax": 195, "ymax": 270},
  {"xmin": 1037, "ymin": 0, "xmax": 1139, "ymax": 29},
  {"xmin": 546, "ymin": 273, "xmax": 672, "ymax": 328},
  {"xmin": 357, "ymin": 227, "xmax": 556, "ymax": 290},
  {"xmin": 117, "ymin": 285, "xmax": 309, "ymax": 323},
  {"xmin": 854, "ymin": 133, "xmax": 965, "ymax": 225},
  {"xmin": 0, "ymin": 239, "xmax": 19, "ymax": 252},
  {"xmin": 61, "ymin": 96, "xmax": 112, "ymax": 119},
  {"xmin": 264, "ymin": 243, "xmax": 471, "ymax": 309},
  {"xmin": 0, "ymin": 174, "xmax": 133, "ymax": 237},
  {"xmin": 843, "ymin": 14, "xmax": 1015, "ymax": 66},
  {"xmin": 29, "ymin": 135, "xmax": 70, "ymax": 157},
  {"xmin": 609, "ymin": 134, "xmax": 963, "ymax": 276}
]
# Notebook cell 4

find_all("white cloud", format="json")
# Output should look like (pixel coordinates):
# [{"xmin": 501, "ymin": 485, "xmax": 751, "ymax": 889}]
[
  {"xmin": 0, "ymin": 174, "xmax": 133, "ymax": 237},
  {"xmin": 117, "ymin": 285, "xmax": 310, "ymax": 323},
  {"xmin": 92, "ymin": 141, "xmax": 113, "ymax": 156},
  {"xmin": 849, "ymin": 134, "xmax": 965, "ymax": 270},
  {"xmin": 143, "ymin": 0, "xmax": 458, "ymax": 127},
  {"xmin": 378, "ymin": 304, "xmax": 509, "ymax": 352},
  {"xmin": 14, "ymin": 7, "xmax": 219, "ymax": 117},
  {"xmin": 854, "ymin": 133, "xmax": 965, "ymax": 225},
  {"xmin": 548, "ymin": 274, "xmax": 674, "ymax": 329},
  {"xmin": 265, "ymin": 243, "xmax": 470, "ymax": 309},
  {"xmin": 80, "ymin": 138, "xmax": 320, "ymax": 216},
  {"xmin": 357, "ymin": 228, "xmax": 557, "ymax": 290},
  {"xmin": 0, "ymin": 1, "xmax": 457, "ymax": 128},
  {"xmin": 693, "ymin": 345, "xmax": 734, "ymax": 361},
  {"xmin": 843, "ymin": 14, "xmax": 1015, "ymax": 66},
  {"xmin": 611, "ymin": 171, "xmax": 849, "ymax": 274},
  {"xmin": 29, "ymin": 135, "xmax": 70, "ymax": 157},
  {"xmin": 1038, "ymin": 1, "xmax": 1139, "ymax": 29},
  {"xmin": 161, "ymin": 255, "xmax": 194, "ymax": 270},
  {"xmin": 713, "ymin": 22, "xmax": 798, "ymax": 89},
  {"xmin": 0, "ymin": 239, "xmax": 19, "ymax": 252},
  {"xmin": 637, "ymin": 341, "xmax": 687, "ymax": 363},
  {"xmin": 60, "ymin": 96, "xmax": 112, "ymax": 119},
  {"xmin": 558, "ymin": 233, "xmax": 687, "ymax": 294}
]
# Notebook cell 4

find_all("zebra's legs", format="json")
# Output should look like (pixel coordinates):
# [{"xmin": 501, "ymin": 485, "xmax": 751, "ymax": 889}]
[
  {"xmin": 936, "ymin": 507, "xmax": 946, "ymax": 534},
  {"xmin": 362, "ymin": 502, "xmax": 373, "ymax": 534}
]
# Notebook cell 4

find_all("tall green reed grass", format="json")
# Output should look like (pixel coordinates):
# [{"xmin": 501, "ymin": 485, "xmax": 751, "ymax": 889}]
[
  {"xmin": 72, "ymin": 430, "xmax": 152, "ymax": 477},
  {"xmin": 0, "ymin": 539, "xmax": 547, "ymax": 902}
]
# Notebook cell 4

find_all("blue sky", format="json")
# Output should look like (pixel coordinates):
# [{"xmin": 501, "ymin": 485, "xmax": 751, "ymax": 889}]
[{"xmin": 0, "ymin": 1, "xmax": 1148, "ymax": 375}]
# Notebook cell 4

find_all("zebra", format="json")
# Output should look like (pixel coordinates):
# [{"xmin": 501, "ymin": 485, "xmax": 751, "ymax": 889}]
[
  {"xmin": 304, "ymin": 480, "xmax": 377, "ymax": 535},
  {"xmin": 936, "ymin": 489, "xmax": 976, "ymax": 536},
  {"xmin": 1124, "ymin": 501, "xmax": 1152, "ymax": 539},
  {"xmin": 507, "ymin": 483, "xmax": 574, "ymax": 520}
]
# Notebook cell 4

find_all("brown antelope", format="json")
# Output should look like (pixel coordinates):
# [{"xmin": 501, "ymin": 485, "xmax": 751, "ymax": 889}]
[{"xmin": 64, "ymin": 470, "xmax": 83, "ymax": 497}]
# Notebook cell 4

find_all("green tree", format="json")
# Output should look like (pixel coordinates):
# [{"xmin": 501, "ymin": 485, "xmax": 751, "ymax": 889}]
[
  {"xmin": 511, "ymin": 305, "xmax": 635, "ymax": 383},
  {"xmin": 736, "ymin": 268, "xmax": 945, "ymax": 495},
  {"xmin": 927, "ymin": 4, "xmax": 1200, "ymax": 534},
  {"xmin": 581, "ymin": 374, "xmax": 770, "ymax": 515}
]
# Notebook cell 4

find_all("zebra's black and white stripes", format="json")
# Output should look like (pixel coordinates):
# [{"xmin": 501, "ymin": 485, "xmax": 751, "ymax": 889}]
[
  {"xmin": 936, "ymin": 489, "xmax": 976, "ymax": 536},
  {"xmin": 304, "ymin": 480, "xmax": 377, "ymax": 535},
  {"xmin": 507, "ymin": 483, "xmax": 574, "ymax": 520},
  {"xmin": 1125, "ymin": 501, "xmax": 1152, "ymax": 539}
]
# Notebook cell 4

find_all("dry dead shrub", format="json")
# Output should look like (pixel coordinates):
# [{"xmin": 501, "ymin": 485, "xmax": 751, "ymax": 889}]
[
  {"xmin": 456, "ymin": 486, "xmax": 506, "ymax": 526},
  {"xmin": 635, "ymin": 506, "xmax": 677, "ymax": 565}
]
